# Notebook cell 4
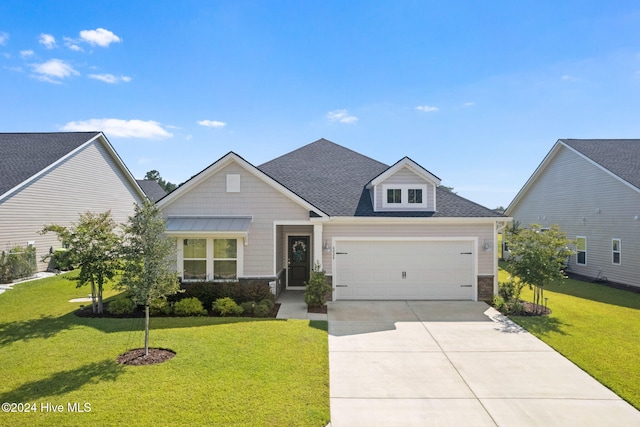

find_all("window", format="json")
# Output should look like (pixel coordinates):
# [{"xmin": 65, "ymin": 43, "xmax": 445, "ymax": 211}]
[
  {"xmin": 387, "ymin": 188, "xmax": 402, "ymax": 204},
  {"xmin": 408, "ymin": 188, "xmax": 423, "ymax": 204},
  {"xmin": 612, "ymin": 239, "xmax": 621, "ymax": 265},
  {"xmin": 183, "ymin": 239, "xmax": 207, "ymax": 280},
  {"xmin": 576, "ymin": 237, "xmax": 587, "ymax": 265},
  {"xmin": 214, "ymin": 239, "xmax": 237, "ymax": 280}
]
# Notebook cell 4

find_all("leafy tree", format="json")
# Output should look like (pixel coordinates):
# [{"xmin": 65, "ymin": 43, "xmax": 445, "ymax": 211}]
[
  {"xmin": 439, "ymin": 185, "xmax": 456, "ymax": 194},
  {"xmin": 504, "ymin": 224, "xmax": 574, "ymax": 313},
  {"xmin": 144, "ymin": 169, "xmax": 177, "ymax": 193},
  {"xmin": 41, "ymin": 211, "xmax": 121, "ymax": 313},
  {"xmin": 120, "ymin": 200, "xmax": 180, "ymax": 356}
]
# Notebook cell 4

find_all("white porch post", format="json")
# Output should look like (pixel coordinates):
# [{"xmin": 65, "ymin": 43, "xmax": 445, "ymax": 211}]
[{"xmin": 313, "ymin": 223, "xmax": 323, "ymax": 270}]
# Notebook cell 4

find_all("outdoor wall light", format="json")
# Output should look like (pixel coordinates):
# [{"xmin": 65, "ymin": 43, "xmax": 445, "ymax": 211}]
[
  {"xmin": 481, "ymin": 240, "xmax": 491, "ymax": 251},
  {"xmin": 322, "ymin": 240, "xmax": 331, "ymax": 252}
]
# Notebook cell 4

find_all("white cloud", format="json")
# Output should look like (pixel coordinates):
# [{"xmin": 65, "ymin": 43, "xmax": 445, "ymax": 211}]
[
  {"xmin": 415, "ymin": 105, "xmax": 439, "ymax": 112},
  {"xmin": 463, "ymin": 102, "xmax": 475, "ymax": 107},
  {"xmin": 0, "ymin": 32, "xmax": 8, "ymax": 45},
  {"xmin": 20, "ymin": 49, "xmax": 34, "ymax": 58},
  {"xmin": 61, "ymin": 118, "xmax": 173, "ymax": 139},
  {"xmin": 39, "ymin": 33, "xmax": 57, "ymax": 49},
  {"xmin": 88, "ymin": 73, "xmax": 132, "ymax": 84},
  {"xmin": 79, "ymin": 28, "xmax": 121, "ymax": 47},
  {"xmin": 561, "ymin": 74, "xmax": 578, "ymax": 82},
  {"xmin": 31, "ymin": 59, "xmax": 79, "ymax": 83},
  {"xmin": 327, "ymin": 109, "xmax": 358, "ymax": 124},
  {"xmin": 63, "ymin": 37, "xmax": 84, "ymax": 51},
  {"xmin": 197, "ymin": 119, "xmax": 226, "ymax": 128}
]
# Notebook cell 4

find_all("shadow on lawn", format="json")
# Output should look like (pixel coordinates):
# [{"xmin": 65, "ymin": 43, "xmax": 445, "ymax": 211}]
[
  {"xmin": 511, "ymin": 315, "xmax": 569, "ymax": 337},
  {"xmin": 544, "ymin": 278, "xmax": 640, "ymax": 311},
  {"xmin": 0, "ymin": 312, "xmax": 77, "ymax": 346},
  {"xmin": 0, "ymin": 359, "xmax": 124, "ymax": 402}
]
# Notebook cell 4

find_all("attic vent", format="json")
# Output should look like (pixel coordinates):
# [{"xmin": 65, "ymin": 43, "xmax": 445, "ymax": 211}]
[{"xmin": 226, "ymin": 174, "xmax": 240, "ymax": 192}]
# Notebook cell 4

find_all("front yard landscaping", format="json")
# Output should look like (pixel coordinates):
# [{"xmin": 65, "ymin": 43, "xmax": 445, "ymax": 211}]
[
  {"xmin": 0, "ymin": 272, "xmax": 330, "ymax": 426},
  {"xmin": 499, "ymin": 267, "xmax": 640, "ymax": 410}
]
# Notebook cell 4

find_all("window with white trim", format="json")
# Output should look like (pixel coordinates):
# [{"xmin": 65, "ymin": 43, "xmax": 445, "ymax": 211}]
[
  {"xmin": 183, "ymin": 239, "xmax": 207, "ymax": 280},
  {"xmin": 213, "ymin": 239, "xmax": 238, "ymax": 280},
  {"xmin": 382, "ymin": 184, "xmax": 428, "ymax": 208},
  {"xmin": 612, "ymin": 239, "xmax": 621, "ymax": 265},
  {"xmin": 576, "ymin": 236, "xmax": 587, "ymax": 265}
]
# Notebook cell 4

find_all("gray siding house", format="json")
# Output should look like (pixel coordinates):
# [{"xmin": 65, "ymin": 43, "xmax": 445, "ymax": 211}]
[
  {"xmin": 0, "ymin": 132, "xmax": 146, "ymax": 272},
  {"xmin": 506, "ymin": 139, "xmax": 640, "ymax": 289},
  {"xmin": 157, "ymin": 139, "xmax": 508, "ymax": 301}
]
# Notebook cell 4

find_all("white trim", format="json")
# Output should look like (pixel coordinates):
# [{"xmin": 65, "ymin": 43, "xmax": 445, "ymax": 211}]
[
  {"xmin": 368, "ymin": 157, "xmax": 441, "ymax": 187},
  {"xmin": 331, "ymin": 236, "xmax": 478, "ymax": 301},
  {"xmin": 176, "ymin": 235, "xmax": 244, "ymax": 282},
  {"xmin": 381, "ymin": 184, "xmax": 428, "ymax": 209},
  {"xmin": 324, "ymin": 216, "xmax": 509, "ymax": 224},
  {"xmin": 576, "ymin": 236, "xmax": 587, "ymax": 266},
  {"xmin": 612, "ymin": 238, "xmax": 621, "ymax": 266}
]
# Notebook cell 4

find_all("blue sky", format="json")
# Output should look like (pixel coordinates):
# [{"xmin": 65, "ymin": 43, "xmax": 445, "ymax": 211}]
[{"xmin": 1, "ymin": 1, "xmax": 639, "ymax": 209}]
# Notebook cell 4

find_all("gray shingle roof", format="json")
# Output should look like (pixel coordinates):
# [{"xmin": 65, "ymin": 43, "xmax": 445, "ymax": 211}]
[
  {"xmin": 136, "ymin": 179, "xmax": 167, "ymax": 202},
  {"xmin": 0, "ymin": 132, "xmax": 100, "ymax": 196},
  {"xmin": 258, "ymin": 138, "xmax": 502, "ymax": 218},
  {"xmin": 561, "ymin": 139, "xmax": 640, "ymax": 190}
]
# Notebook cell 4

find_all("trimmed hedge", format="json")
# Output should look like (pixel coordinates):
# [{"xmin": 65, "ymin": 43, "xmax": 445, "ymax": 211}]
[{"xmin": 173, "ymin": 280, "xmax": 275, "ymax": 308}]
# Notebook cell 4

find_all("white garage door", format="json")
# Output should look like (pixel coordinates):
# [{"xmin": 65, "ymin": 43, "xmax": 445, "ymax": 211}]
[{"xmin": 334, "ymin": 240, "xmax": 475, "ymax": 300}]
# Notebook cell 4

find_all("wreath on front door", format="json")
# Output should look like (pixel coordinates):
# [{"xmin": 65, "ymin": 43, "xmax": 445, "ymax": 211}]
[{"xmin": 292, "ymin": 240, "xmax": 307, "ymax": 262}]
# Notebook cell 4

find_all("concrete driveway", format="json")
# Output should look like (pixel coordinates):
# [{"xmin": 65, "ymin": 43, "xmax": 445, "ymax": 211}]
[{"xmin": 328, "ymin": 301, "xmax": 640, "ymax": 427}]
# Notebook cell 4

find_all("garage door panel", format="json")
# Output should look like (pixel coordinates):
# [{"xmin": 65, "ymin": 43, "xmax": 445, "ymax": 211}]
[{"xmin": 335, "ymin": 240, "xmax": 475, "ymax": 300}]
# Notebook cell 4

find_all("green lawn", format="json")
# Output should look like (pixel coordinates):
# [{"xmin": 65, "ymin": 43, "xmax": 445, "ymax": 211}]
[
  {"xmin": 499, "ymin": 267, "xmax": 640, "ymax": 409},
  {"xmin": 0, "ymin": 273, "xmax": 330, "ymax": 426}
]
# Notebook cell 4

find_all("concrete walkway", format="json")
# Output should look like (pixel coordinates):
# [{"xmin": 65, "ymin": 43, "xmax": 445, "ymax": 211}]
[
  {"xmin": 327, "ymin": 300, "xmax": 640, "ymax": 427},
  {"xmin": 275, "ymin": 290, "xmax": 328, "ymax": 321}
]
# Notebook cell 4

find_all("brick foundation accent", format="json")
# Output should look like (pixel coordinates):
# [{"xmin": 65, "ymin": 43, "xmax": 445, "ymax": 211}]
[{"xmin": 477, "ymin": 275, "xmax": 494, "ymax": 303}]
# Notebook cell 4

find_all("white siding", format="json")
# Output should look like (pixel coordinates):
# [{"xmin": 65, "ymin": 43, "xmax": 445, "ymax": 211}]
[
  {"xmin": 373, "ymin": 166, "xmax": 436, "ymax": 212},
  {"xmin": 0, "ymin": 141, "xmax": 143, "ymax": 271},
  {"xmin": 509, "ymin": 145, "xmax": 640, "ymax": 287},
  {"xmin": 161, "ymin": 163, "xmax": 310, "ymax": 276},
  {"xmin": 322, "ymin": 222, "xmax": 495, "ymax": 276}
]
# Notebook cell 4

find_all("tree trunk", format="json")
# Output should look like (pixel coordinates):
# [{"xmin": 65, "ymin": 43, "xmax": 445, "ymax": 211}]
[
  {"xmin": 97, "ymin": 285, "xmax": 103, "ymax": 314},
  {"xmin": 90, "ymin": 278, "xmax": 97, "ymax": 314},
  {"xmin": 144, "ymin": 304, "xmax": 150, "ymax": 357}
]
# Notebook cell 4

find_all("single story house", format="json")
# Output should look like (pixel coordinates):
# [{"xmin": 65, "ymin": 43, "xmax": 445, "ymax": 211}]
[
  {"xmin": 0, "ymin": 132, "xmax": 146, "ymax": 272},
  {"xmin": 506, "ymin": 139, "xmax": 640, "ymax": 289},
  {"xmin": 157, "ymin": 139, "xmax": 508, "ymax": 301}
]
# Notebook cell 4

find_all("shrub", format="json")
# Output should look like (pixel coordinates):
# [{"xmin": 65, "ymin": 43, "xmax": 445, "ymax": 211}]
[
  {"xmin": 51, "ymin": 247, "xmax": 74, "ymax": 271},
  {"xmin": 107, "ymin": 297, "xmax": 136, "ymax": 315},
  {"xmin": 304, "ymin": 263, "xmax": 332, "ymax": 308},
  {"xmin": 213, "ymin": 297, "xmax": 243, "ymax": 317},
  {"xmin": 240, "ymin": 301, "xmax": 257, "ymax": 316},
  {"xmin": 149, "ymin": 298, "xmax": 173, "ymax": 316},
  {"xmin": 176, "ymin": 280, "xmax": 275, "ymax": 307},
  {"xmin": 253, "ymin": 300, "xmax": 273, "ymax": 317},
  {"xmin": 174, "ymin": 297, "xmax": 207, "ymax": 316},
  {"xmin": 259, "ymin": 298, "xmax": 274, "ymax": 310},
  {"xmin": 0, "ymin": 245, "xmax": 37, "ymax": 283}
]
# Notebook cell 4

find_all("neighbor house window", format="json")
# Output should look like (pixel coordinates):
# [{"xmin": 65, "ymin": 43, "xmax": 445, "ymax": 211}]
[
  {"xmin": 213, "ymin": 239, "xmax": 237, "ymax": 280},
  {"xmin": 183, "ymin": 239, "xmax": 207, "ymax": 280},
  {"xmin": 408, "ymin": 188, "xmax": 423, "ymax": 204},
  {"xmin": 612, "ymin": 239, "xmax": 621, "ymax": 265},
  {"xmin": 576, "ymin": 237, "xmax": 587, "ymax": 265},
  {"xmin": 387, "ymin": 188, "xmax": 402, "ymax": 204}
]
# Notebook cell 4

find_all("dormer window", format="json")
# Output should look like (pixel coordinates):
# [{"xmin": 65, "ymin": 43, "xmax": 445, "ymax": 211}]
[{"xmin": 382, "ymin": 184, "xmax": 427, "ymax": 208}]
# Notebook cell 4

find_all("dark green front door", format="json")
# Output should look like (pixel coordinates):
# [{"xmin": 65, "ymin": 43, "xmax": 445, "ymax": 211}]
[{"xmin": 288, "ymin": 236, "xmax": 310, "ymax": 287}]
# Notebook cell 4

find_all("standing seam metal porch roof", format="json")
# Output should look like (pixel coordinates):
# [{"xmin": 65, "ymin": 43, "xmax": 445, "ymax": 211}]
[{"xmin": 165, "ymin": 216, "xmax": 252, "ymax": 233}]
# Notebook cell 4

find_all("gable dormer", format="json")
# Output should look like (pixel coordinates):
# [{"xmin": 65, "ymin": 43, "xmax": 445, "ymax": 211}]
[{"xmin": 367, "ymin": 157, "xmax": 441, "ymax": 212}]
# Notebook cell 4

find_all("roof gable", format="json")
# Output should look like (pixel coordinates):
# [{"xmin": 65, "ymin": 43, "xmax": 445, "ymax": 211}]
[
  {"xmin": 507, "ymin": 139, "xmax": 640, "ymax": 215},
  {"xmin": 157, "ymin": 151, "xmax": 328, "ymax": 216},
  {"xmin": 0, "ymin": 132, "xmax": 146, "ymax": 202},
  {"xmin": 368, "ymin": 156, "xmax": 441, "ymax": 187}
]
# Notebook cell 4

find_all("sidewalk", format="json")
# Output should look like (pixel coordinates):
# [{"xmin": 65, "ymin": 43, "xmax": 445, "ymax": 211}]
[{"xmin": 276, "ymin": 290, "xmax": 328, "ymax": 321}]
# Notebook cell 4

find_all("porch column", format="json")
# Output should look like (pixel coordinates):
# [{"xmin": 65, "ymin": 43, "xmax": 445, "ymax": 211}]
[{"xmin": 313, "ymin": 223, "xmax": 323, "ymax": 270}]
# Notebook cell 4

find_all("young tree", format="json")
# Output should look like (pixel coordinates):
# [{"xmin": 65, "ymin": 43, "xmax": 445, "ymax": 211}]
[
  {"xmin": 41, "ymin": 211, "xmax": 121, "ymax": 313},
  {"xmin": 120, "ymin": 200, "xmax": 180, "ymax": 356},
  {"xmin": 504, "ymin": 224, "xmax": 574, "ymax": 313}
]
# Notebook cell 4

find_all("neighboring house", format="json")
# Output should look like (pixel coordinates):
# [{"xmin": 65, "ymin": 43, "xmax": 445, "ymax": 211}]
[
  {"xmin": 0, "ymin": 132, "xmax": 146, "ymax": 272},
  {"xmin": 137, "ymin": 179, "xmax": 168, "ymax": 202},
  {"xmin": 157, "ymin": 139, "xmax": 507, "ymax": 301},
  {"xmin": 506, "ymin": 139, "xmax": 640, "ymax": 289}
]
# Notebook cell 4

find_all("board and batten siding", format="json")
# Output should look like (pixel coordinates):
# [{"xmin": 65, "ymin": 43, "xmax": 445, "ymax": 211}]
[
  {"xmin": 161, "ymin": 163, "xmax": 310, "ymax": 277},
  {"xmin": 509, "ymin": 144, "xmax": 640, "ymax": 287},
  {"xmin": 321, "ymin": 222, "xmax": 495, "ymax": 276},
  {"xmin": 0, "ymin": 141, "xmax": 143, "ymax": 272},
  {"xmin": 373, "ymin": 166, "xmax": 437, "ymax": 212}
]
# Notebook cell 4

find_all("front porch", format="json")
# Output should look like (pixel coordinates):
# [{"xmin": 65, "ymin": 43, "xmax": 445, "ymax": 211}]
[{"xmin": 275, "ymin": 290, "xmax": 328, "ymax": 320}]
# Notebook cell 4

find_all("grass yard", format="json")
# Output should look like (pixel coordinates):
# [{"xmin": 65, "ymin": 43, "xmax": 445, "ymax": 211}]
[
  {"xmin": 499, "ymin": 267, "xmax": 640, "ymax": 410},
  {"xmin": 0, "ymin": 273, "xmax": 330, "ymax": 426}
]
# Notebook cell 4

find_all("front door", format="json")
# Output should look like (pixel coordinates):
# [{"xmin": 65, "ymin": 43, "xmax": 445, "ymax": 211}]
[{"xmin": 287, "ymin": 235, "xmax": 310, "ymax": 288}]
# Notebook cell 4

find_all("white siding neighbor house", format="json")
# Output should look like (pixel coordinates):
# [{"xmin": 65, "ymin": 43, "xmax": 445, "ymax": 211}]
[
  {"xmin": 0, "ymin": 132, "xmax": 146, "ymax": 272},
  {"xmin": 506, "ymin": 139, "xmax": 640, "ymax": 289},
  {"xmin": 157, "ymin": 139, "xmax": 508, "ymax": 301}
]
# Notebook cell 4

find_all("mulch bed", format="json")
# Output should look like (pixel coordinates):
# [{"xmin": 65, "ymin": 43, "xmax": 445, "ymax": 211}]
[
  {"xmin": 307, "ymin": 305, "xmax": 327, "ymax": 314},
  {"xmin": 117, "ymin": 348, "xmax": 176, "ymax": 366},
  {"xmin": 520, "ymin": 301, "xmax": 552, "ymax": 316}
]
